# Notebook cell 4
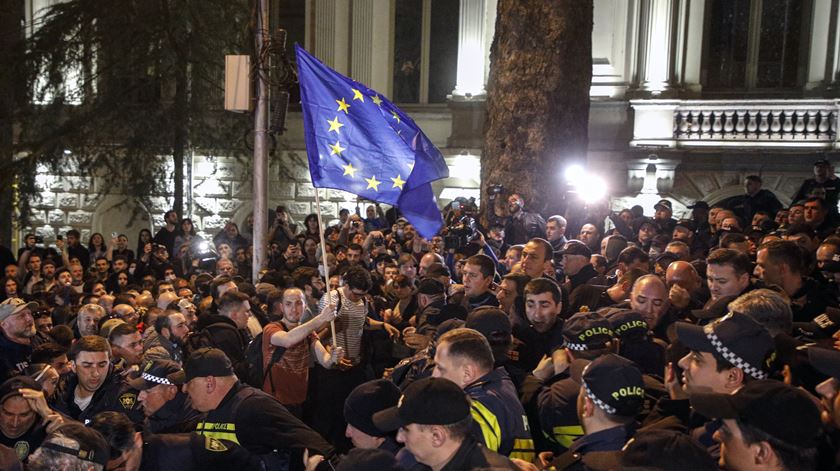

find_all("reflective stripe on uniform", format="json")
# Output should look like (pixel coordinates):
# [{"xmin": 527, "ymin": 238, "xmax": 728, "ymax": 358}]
[
  {"xmin": 195, "ymin": 421, "xmax": 239, "ymax": 444},
  {"xmin": 551, "ymin": 425, "xmax": 584, "ymax": 449},
  {"xmin": 510, "ymin": 438, "xmax": 536, "ymax": 462},
  {"xmin": 470, "ymin": 401, "xmax": 501, "ymax": 452}
]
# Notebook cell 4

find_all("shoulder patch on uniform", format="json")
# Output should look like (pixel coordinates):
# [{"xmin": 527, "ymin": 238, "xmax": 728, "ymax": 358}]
[
  {"xmin": 13, "ymin": 441, "xmax": 29, "ymax": 460},
  {"xmin": 205, "ymin": 437, "xmax": 229, "ymax": 452},
  {"xmin": 119, "ymin": 392, "xmax": 137, "ymax": 409}
]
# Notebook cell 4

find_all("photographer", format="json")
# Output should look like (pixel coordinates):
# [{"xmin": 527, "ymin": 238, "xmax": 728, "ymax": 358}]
[
  {"xmin": 486, "ymin": 187, "xmax": 546, "ymax": 246},
  {"xmin": 268, "ymin": 205, "xmax": 297, "ymax": 246}
]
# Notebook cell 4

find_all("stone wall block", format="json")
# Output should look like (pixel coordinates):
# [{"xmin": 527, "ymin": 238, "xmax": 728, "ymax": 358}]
[
  {"xmin": 296, "ymin": 182, "xmax": 316, "ymax": 199},
  {"xmin": 194, "ymin": 197, "xmax": 218, "ymax": 215},
  {"xmin": 194, "ymin": 179, "xmax": 229, "ymax": 197},
  {"xmin": 317, "ymin": 202, "xmax": 337, "ymax": 218},
  {"xmin": 47, "ymin": 211, "xmax": 66, "ymax": 225},
  {"xmin": 289, "ymin": 202, "xmax": 311, "ymax": 216},
  {"xmin": 202, "ymin": 215, "xmax": 226, "ymax": 231},
  {"xmin": 33, "ymin": 193, "xmax": 56, "ymax": 209},
  {"xmin": 217, "ymin": 199, "xmax": 241, "ymax": 216},
  {"xmin": 57, "ymin": 193, "xmax": 79, "ymax": 209},
  {"xmin": 66, "ymin": 176, "xmax": 93, "ymax": 192},
  {"xmin": 35, "ymin": 226, "xmax": 56, "ymax": 240},
  {"xmin": 269, "ymin": 182, "xmax": 295, "ymax": 199},
  {"xmin": 149, "ymin": 197, "xmax": 171, "ymax": 213},
  {"xmin": 232, "ymin": 181, "xmax": 254, "ymax": 198},
  {"xmin": 68, "ymin": 211, "xmax": 92, "ymax": 226}
]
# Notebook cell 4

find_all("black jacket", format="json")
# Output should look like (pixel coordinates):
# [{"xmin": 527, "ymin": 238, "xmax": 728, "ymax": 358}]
[
  {"xmin": 145, "ymin": 391, "xmax": 202, "ymax": 434},
  {"xmin": 0, "ymin": 332, "xmax": 32, "ymax": 380},
  {"xmin": 195, "ymin": 382, "xmax": 336, "ymax": 468},
  {"xmin": 53, "ymin": 369, "xmax": 144, "ymax": 425},
  {"xmin": 139, "ymin": 432, "xmax": 262, "ymax": 471},
  {"xmin": 408, "ymin": 436, "xmax": 518, "ymax": 471}
]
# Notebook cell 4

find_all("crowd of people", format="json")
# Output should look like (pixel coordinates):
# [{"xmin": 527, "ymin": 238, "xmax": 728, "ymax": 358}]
[{"xmin": 1, "ymin": 158, "xmax": 840, "ymax": 470}]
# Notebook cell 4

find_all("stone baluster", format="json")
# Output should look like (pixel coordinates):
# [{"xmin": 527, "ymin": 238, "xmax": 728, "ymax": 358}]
[
  {"xmin": 770, "ymin": 111, "xmax": 783, "ymax": 136},
  {"xmin": 806, "ymin": 111, "xmax": 818, "ymax": 133},
  {"xmin": 735, "ymin": 110, "xmax": 747, "ymax": 135},
  {"xmin": 758, "ymin": 111, "xmax": 770, "ymax": 134},
  {"xmin": 723, "ymin": 111, "xmax": 735, "ymax": 136}
]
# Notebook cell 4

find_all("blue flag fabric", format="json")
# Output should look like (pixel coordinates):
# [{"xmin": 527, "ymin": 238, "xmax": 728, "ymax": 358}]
[{"xmin": 295, "ymin": 44, "xmax": 449, "ymax": 239}]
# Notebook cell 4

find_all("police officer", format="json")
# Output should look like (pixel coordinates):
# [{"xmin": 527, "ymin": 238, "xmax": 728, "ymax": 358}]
[
  {"xmin": 128, "ymin": 360, "xmax": 201, "ymax": 434},
  {"xmin": 0, "ymin": 376, "xmax": 63, "ymax": 462},
  {"xmin": 90, "ymin": 411, "xmax": 262, "ymax": 471},
  {"xmin": 373, "ymin": 376, "xmax": 519, "ymax": 470},
  {"xmin": 173, "ymin": 347, "xmax": 337, "ymax": 468},
  {"xmin": 526, "ymin": 312, "xmax": 615, "ymax": 454},
  {"xmin": 546, "ymin": 354, "xmax": 646, "ymax": 470},
  {"xmin": 432, "ymin": 328, "xmax": 535, "ymax": 461}
]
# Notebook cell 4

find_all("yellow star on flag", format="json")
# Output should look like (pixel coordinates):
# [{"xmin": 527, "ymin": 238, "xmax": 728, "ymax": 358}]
[
  {"xmin": 352, "ymin": 89, "xmax": 365, "ymax": 102},
  {"xmin": 391, "ymin": 174, "xmax": 406, "ymax": 190},
  {"xmin": 371, "ymin": 95, "xmax": 382, "ymax": 106},
  {"xmin": 391, "ymin": 111, "xmax": 401, "ymax": 123},
  {"xmin": 342, "ymin": 162, "xmax": 357, "ymax": 177},
  {"xmin": 329, "ymin": 140, "xmax": 346, "ymax": 156},
  {"xmin": 365, "ymin": 175, "xmax": 381, "ymax": 191},
  {"xmin": 327, "ymin": 116, "xmax": 344, "ymax": 133},
  {"xmin": 336, "ymin": 97, "xmax": 350, "ymax": 114}
]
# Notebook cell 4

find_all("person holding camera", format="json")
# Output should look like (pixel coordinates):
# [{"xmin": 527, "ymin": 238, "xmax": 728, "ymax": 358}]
[
  {"xmin": 269, "ymin": 205, "xmax": 297, "ymax": 247},
  {"xmin": 487, "ymin": 188, "xmax": 546, "ymax": 246}
]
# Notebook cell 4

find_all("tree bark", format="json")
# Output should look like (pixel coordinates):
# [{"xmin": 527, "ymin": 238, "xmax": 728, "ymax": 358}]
[
  {"xmin": 0, "ymin": 0, "xmax": 25, "ymax": 247},
  {"xmin": 481, "ymin": 0, "xmax": 593, "ymax": 217}
]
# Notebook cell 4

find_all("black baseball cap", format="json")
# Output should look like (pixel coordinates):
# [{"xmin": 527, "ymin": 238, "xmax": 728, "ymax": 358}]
[
  {"xmin": 808, "ymin": 346, "xmax": 840, "ymax": 379},
  {"xmin": 344, "ymin": 379, "xmax": 401, "ymax": 437},
  {"xmin": 675, "ymin": 219, "xmax": 695, "ymax": 232},
  {"xmin": 0, "ymin": 376, "xmax": 42, "ymax": 404},
  {"xmin": 633, "ymin": 217, "xmax": 657, "ymax": 233},
  {"xmin": 675, "ymin": 313, "xmax": 775, "ymax": 380},
  {"xmin": 168, "ymin": 347, "xmax": 234, "ymax": 383},
  {"xmin": 605, "ymin": 310, "xmax": 649, "ymax": 340},
  {"xmin": 562, "ymin": 311, "xmax": 613, "ymax": 351},
  {"xmin": 814, "ymin": 158, "xmax": 831, "ymax": 166},
  {"xmin": 570, "ymin": 354, "xmax": 645, "ymax": 417},
  {"xmin": 690, "ymin": 295, "xmax": 738, "ymax": 321},
  {"xmin": 465, "ymin": 307, "xmax": 512, "ymax": 341},
  {"xmin": 127, "ymin": 360, "xmax": 185, "ymax": 390},
  {"xmin": 372, "ymin": 377, "xmax": 470, "ymax": 431},
  {"xmin": 654, "ymin": 199, "xmax": 672, "ymax": 212},
  {"xmin": 687, "ymin": 201, "xmax": 710, "ymax": 210},
  {"xmin": 690, "ymin": 379, "xmax": 821, "ymax": 447},
  {"xmin": 424, "ymin": 263, "xmax": 451, "ymax": 279},
  {"xmin": 794, "ymin": 307, "xmax": 840, "ymax": 340},
  {"xmin": 559, "ymin": 240, "xmax": 592, "ymax": 258}
]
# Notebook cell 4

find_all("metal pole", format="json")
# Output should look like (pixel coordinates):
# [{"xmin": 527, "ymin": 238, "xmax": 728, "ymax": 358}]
[
  {"xmin": 314, "ymin": 189, "xmax": 338, "ymax": 347},
  {"xmin": 252, "ymin": 0, "xmax": 269, "ymax": 283}
]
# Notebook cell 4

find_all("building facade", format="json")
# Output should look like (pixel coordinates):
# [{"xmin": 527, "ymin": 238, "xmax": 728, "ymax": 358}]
[{"xmin": 18, "ymin": 0, "xmax": 840, "ymax": 246}]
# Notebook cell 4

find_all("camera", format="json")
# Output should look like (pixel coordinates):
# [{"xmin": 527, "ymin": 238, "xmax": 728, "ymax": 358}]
[
  {"xmin": 487, "ymin": 184, "xmax": 504, "ymax": 200},
  {"xmin": 444, "ymin": 215, "xmax": 479, "ymax": 251}
]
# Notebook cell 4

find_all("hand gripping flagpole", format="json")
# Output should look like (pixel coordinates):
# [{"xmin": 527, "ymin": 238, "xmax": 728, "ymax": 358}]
[{"xmin": 314, "ymin": 188, "xmax": 338, "ymax": 347}]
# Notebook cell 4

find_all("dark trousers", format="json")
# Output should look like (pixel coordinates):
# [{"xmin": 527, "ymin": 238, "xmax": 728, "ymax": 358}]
[{"xmin": 305, "ymin": 363, "xmax": 369, "ymax": 454}]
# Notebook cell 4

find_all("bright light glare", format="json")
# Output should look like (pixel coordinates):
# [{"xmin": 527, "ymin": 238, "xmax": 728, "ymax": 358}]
[
  {"xmin": 564, "ymin": 164, "xmax": 585, "ymax": 182},
  {"xmin": 198, "ymin": 241, "xmax": 209, "ymax": 252},
  {"xmin": 577, "ymin": 174, "xmax": 607, "ymax": 202}
]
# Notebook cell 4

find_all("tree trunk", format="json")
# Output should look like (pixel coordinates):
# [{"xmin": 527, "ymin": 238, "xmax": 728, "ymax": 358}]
[
  {"xmin": 0, "ymin": 0, "xmax": 25, "ymax": 247},
  {"xmin": 481, "ymin": 0, "xmax": 593, "ymax": 217}
]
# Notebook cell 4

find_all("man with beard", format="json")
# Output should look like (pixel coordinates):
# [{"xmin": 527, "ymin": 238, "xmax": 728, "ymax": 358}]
[
  {"xmin": 31, "ymin": 260, "xmax": 57, "ymax": 295},
  {"xmin": 497, "ymin": 193, "xmax": 546, "ymax": 246},
  {"xmin": 154, "ymin": 210, "xmax": 180, "ymax": 256},
  {"xmin": 53, "ymin": 335, "xmax": 143, "ymax": 425},
  {"xmin": 144, "ymin": 311, "xmax": 190, "ymax": 365},
  {"xmin": 131, "ymin": 360, "xmax": 201, "ymax": 433},
  {"xmin": 0, "ymin": 298, "xmax": 41, "ymax": 379}
]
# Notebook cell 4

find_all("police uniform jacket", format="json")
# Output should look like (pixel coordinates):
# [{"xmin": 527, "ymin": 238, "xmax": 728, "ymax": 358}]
[
  {"xmin": 194, "ymin": 381, "xmax": 335, "ymax": 461},
  {"xmin": 551, "ymin": 423, "xmax": 635, "ymax": 471},
  {"xmin": 536, "ymin": 370, "xmax": 584, "ymax": 454},
  {"xmin": 408, "ymin": 436, "xmax": 519, "ymax": 471},
  {"xmin": 145, "ymin": 391, "xmax": 202, "ymax": 434},
  {"xmin": 53, "ymin": 368, "xmax": 143, "ymax": 425},
  {"xmin": 139, "ymin": 432, "xmax": 262, "ymax": 471},
  {"xmin": 465, "ymin": 367, "xmax": 535, "ymax": 462}
]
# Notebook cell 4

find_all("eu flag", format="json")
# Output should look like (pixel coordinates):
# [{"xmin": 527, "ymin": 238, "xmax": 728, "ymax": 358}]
[{"xmin": 296, "ymin": 44, "xmax": 449, "ymax": 239}]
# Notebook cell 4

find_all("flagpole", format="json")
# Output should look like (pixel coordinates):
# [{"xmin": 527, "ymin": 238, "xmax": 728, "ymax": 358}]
[{"xmin": 314, "ymin": 188, "xmax": 338, "ymax": 347}]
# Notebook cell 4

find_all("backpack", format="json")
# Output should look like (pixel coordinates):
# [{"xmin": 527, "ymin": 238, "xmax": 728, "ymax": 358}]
[{"xmin": 242, "ymin": 323, "xmax": 287, "ymax": 388}]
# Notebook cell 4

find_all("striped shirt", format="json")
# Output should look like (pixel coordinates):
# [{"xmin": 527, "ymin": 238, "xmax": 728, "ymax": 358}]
[{"xmin": 319, "ymin": 289, "xmax": 367, "ymax": 363}]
